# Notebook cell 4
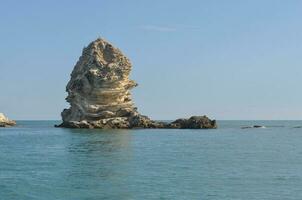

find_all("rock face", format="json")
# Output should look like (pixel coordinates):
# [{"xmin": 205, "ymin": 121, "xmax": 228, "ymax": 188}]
[
  {"xmin": 56, "ymin": 38, "xmax": 217, "ymax": 129},
  {"xmin": 0, "ymin": 113, "xmax": 16, "ymax": 127}
]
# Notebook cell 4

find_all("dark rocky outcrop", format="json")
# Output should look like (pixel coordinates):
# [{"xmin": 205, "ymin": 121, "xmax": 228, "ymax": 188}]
[
  {"xmin": 169, "ymin": 116, "xmax": 217, "ymax": 129},
  {"xmin": 56, "ymin": 38, "xmax": 217, "ymax": 129}
]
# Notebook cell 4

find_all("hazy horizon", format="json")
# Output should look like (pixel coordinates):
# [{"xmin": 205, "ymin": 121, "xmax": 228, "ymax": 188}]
[{"xmin": 1, "ymin": 0, "xmax": 302, "ymax": 120}]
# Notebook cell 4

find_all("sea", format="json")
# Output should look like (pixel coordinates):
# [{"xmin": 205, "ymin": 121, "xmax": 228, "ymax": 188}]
[{"xmin": 1, "ymin": 120, "xmax": 302, "ymax": 200}]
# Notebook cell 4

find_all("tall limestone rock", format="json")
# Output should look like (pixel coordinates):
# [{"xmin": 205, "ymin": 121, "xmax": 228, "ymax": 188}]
[
  {"xmin": 57, "ymin": 38, "xmax": 217, "ymax": 129},
  {"xmin": 61, "ymin": 38, "xmax": 137, "ymax": 125}
]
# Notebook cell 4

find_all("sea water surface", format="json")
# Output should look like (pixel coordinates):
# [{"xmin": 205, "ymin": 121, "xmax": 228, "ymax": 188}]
[{"xmin": 1, "ymin": 120, "xmax": 302, "ymax": 200}]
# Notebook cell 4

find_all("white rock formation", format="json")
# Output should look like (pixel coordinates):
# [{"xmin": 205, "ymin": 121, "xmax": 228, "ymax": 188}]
[
  {"xmin": 0, "ymin": 113, "xmax": 16, "ymax": 127},
  {"xmin": 57, "ymin": 38, "xmax": 216, "ymax": 129}
]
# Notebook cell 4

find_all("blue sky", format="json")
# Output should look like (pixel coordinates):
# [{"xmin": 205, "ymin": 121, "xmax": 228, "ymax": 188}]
[{"xmin": 0, "ymin": 0, "xmax": 301, "ymax": 120}]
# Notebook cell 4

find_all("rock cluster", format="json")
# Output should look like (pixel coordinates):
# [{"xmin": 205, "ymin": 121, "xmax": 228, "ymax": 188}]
[
  {"xmin": 0, "ymin": 113, "xmax": 16, "ymax": 127},
  {"xmin": 56, "ymin": 38, "xmax": 217, "ymax": 129}
]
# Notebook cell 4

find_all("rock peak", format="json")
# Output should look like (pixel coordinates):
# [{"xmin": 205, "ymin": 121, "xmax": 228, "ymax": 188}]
[
  {"xmin": 93, "ymin": 37, "xmax": 110, "ymax": 43},
  {"xmin": 87, "ymin": 38, "xmax": 113, "ymax": 51}
]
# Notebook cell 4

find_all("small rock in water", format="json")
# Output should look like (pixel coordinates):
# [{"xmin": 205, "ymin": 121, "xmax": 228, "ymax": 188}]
[
  {"xmin": 253, "ymin": 125, "xmax": 266, "ymax": 128},
  {"xmin": 241, "ymin": 125, "xmax": 266, "ymax": 129},
  {"xmin": 169, "ymin": 116, "xmax": 217, "ymax": 129},
  {"xmin": 56, "ymin": 38, "xmax": 216, "ymax": 129},
  {"xmin": 0, "ymin": 113, "xmax": 16, "ymax": 127}
]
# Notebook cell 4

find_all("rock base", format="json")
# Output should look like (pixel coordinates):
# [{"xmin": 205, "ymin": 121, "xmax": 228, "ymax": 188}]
[{"xmin": 55, "ymin": 114, "xmax": 217, "ymax": 129}]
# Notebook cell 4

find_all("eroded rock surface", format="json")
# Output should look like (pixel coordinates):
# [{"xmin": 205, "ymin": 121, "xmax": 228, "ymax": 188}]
[
  {"xmin": 56, "ymin": 38, "xmax": 216, "ymax": 129},
  {"xmin": 0, "ymin": 113, "xmax": 16, "ymax": 127}
]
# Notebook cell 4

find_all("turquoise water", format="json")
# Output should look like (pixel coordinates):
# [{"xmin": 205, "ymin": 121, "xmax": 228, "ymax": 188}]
[{"xmin": 1, "ymin": 121, "xmax": 302, "ymax": 200}]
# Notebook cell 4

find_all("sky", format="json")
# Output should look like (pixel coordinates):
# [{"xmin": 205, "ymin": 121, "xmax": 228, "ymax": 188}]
[{"xmin": 0, "ymin": 0, "xmax": 302, "ymax": 120}]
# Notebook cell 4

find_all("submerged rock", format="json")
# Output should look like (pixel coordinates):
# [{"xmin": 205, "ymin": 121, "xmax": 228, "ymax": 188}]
[
  {"xmin": 241, "ymin": 125, "xmax": 266, "ymax": 129},
  {"xmin": 0, "ymin": 113, "xmax": 16, "ymax": 127},
  {"xmin": 56, "ymin": 38, "xmax": 217, "ymax": 129}
]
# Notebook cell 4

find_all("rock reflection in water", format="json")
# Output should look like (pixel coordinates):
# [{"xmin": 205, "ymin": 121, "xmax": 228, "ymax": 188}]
[
  {"xmin": 67, "ymin": 129, "xmax": 131, "ymax": 153},
  {"xmin": 62, "ymin": 129, "xmax": 133, "ymax": 199}
]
